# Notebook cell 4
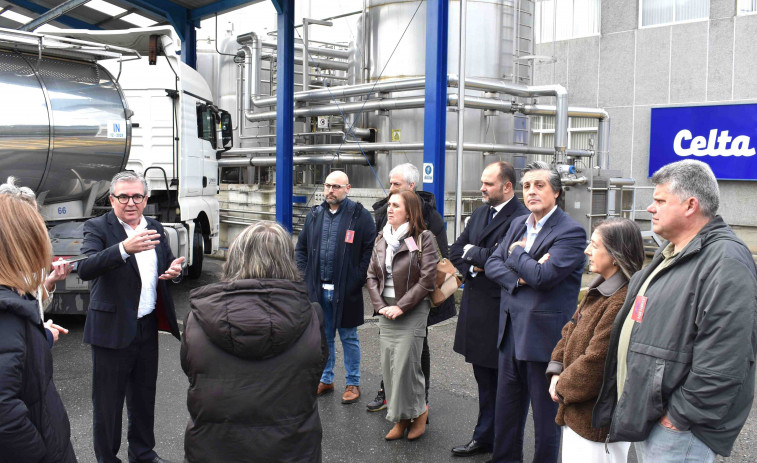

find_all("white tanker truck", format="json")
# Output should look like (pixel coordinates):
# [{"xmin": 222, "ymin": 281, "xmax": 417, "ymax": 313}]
[{"xmin": 0, "ymin": 26, "xmax": 231, "ymax": 314}]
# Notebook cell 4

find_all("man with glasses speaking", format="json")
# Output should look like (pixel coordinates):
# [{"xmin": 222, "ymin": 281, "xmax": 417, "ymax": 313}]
[
  {"xmin": 78, "ymin": 171, "xmax": 184, "ymax": 463},
  {"xmin": 296, "ymin": 170, "xmax": 376, "ymax": 404}
]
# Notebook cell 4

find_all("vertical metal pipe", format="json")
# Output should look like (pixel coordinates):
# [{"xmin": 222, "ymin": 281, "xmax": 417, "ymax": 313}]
[
  {"xmin": 423, "ymin": 0, "xmax": 449, "ymax": 217},
  {"xmin": 276, "ymin": 0, "xmax": 295, "ymax": 231},
  {"xmin": 302, "ymin": 19, "xmax": 309, "ymax": 92},
  {"xmin": 454, "ymin": 0, "xmax": 467, "ymax": 238}
]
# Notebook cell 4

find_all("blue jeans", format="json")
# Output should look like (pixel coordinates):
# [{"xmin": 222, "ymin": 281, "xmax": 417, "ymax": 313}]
[
  {"xmin": 320, "ymin": 288, "xmax": 361, "ymax": 386},
  {"xmin": 635, "ymin": 423, "xmax": 716, "ymax": 463}
]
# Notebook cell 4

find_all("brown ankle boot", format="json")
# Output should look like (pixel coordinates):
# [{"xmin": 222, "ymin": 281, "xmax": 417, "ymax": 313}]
[
  {"xmin": 385, "ymin": 419, "xmax": 410, "ymax": 440},
  {"xmin": 407, "ymin": 409, "xmax": 428, "ymax": 441}
]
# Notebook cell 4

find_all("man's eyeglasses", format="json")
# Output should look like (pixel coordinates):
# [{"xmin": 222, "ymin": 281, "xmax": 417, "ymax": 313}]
[
  {"xmin": 112, "ymin": 194, "xmax": 146, "ymax": 204},
  {"xmin": 323, "ymin": 183, "xmax": 348, "ymax": 191}
]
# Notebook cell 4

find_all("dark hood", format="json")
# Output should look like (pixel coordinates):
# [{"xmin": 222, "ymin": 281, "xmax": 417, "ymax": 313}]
[
  {"xmin": 188, "ymin": 278, "xmax": 314, "ymax": 360},
  {"xmin": 0, "ymin": 286, "xmax": 41, "ymax": 325},
  {"xmin": 372, "ymin": 189, "xmax": 438, "ymax": 226}
]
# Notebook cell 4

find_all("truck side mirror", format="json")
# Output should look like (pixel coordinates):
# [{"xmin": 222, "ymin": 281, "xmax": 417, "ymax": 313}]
[{"xmin": 220, "ymin": 111, "xmax": 233, "ymax": 150}]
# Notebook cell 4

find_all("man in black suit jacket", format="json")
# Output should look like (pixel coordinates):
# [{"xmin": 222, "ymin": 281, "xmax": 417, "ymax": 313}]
[
  {"xmin": 78, "ymin": 172, "xmax": 184, "ymax": 463},
  {"xmin": 484, "ymin": 161, "xmax": 586, "ymax": 463},
  {"xmin": 449, "ymin": 161, "xmax": 528, "ymax": 457}
]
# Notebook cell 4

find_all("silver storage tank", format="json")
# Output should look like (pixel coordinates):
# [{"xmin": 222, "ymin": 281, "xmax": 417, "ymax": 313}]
[
  {"xmin": 348, "ymin": 0, "xmax": 528, "ymax": 191},
  {"xmin": 0, "ymin": 49, "xmax": 130, "ymax": 203}
]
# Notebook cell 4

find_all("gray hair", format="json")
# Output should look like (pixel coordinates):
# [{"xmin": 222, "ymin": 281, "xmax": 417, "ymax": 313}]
[
  {"xmin": 521, "ymin": 161, "xmax": 562, "ymax": 198},
  {"xmin": 109, "ymin": 171, "xmax": 149, "ymax": 196},
  {"xmin": 595, "ymin": 217, "xmax": 645, "ymax": 280},
  {"xmin": 223, "ymin": 221, "xmax": 300, "ymax": 281},
  {"xmin": 0, "ymin": 176, "xmax": 36, "ymax": 206},
  {"xmin": 651, "ymin": 160, "xmax": 719, "ymax": 218},
  {"xmin": 389, "ymin": 163, "xmax": 420, "ymax": 190}
]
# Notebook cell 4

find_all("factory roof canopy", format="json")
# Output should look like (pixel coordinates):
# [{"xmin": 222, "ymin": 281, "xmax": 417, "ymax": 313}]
[{"xmin": 0, "ymin": 0, "xmax": 266, "ymax": 37}]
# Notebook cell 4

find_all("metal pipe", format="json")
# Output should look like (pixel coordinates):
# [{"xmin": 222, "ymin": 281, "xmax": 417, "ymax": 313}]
[
  {"xmin": 19, "ymin": 0, "xmax": 91, "ymax": 31},
  {"xmin": 252, "ymin": 77, "xmax": 426, "ymax": 107},
  {"xmin": 261, "ymin": 53, "xmax": 350, "ymax": 71},
  {"xmin": 246, "ymin": 94, "xmax": 510, "ymax": 122},
  {"xmin": 219, "ymin": 154, "xmax": 371, "ymax": 167},
  {"xmin": 455, "ymin": 0, "xmax": 468, "ymax": 237},
  {"xmin": 521, "ymin": 104, "xmax": 610, "ymax": 169},
  {"xmin": 449, "ymin": 74, "xmax": 568, "ymax": 157},
  {"xmin": 301, "ymin": 18, "xmax": 334, "ymax": 93},
  {"xmin": 261, "ymin": 40, "xmax": 350, "ymax": 59},
  {"xmin": 222, "ymin": 142, "xmax": 593, "ymax": 157}
]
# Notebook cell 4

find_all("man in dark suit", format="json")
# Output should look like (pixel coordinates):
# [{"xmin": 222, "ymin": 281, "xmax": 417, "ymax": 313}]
[
  {"xmin": 78, "ymin": 172, "xmax": 184, "ymax": 463},
  {"xmin": 484, "ymin": 161, "xmax": 586, "ymax": 463},
  {"xmin": 449, "ymin": 161, "xmax": 528, "ymax": 457}
]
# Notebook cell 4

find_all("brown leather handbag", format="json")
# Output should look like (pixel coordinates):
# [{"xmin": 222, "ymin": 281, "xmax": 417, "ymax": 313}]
[{"xmin": 418, "ymin": 233, "xmax": 462, "ymax": 307}]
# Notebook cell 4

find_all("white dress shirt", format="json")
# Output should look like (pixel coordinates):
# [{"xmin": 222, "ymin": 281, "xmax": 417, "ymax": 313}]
[
  {"xmin": 523, "ymin": 205, "xmax": 558, "ymax": 253},
  {"xmin": 117, "ymin": 216, "xmax": 158, "ymax": 318},
  {"xmin": 463, "ymin": 197, "xmax": 513, "ymax": 277}
]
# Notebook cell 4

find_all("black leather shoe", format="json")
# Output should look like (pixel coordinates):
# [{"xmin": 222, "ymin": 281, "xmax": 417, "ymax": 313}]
[
  {"xmin": 147, "ymin": 457, "xmax": 176, "ymax": 463},
  {"xmin": 451, "ymin": 439, "xmax": 492, "ymax": 456}
]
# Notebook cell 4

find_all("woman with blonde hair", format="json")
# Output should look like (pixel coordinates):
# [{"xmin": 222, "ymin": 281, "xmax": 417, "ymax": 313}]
[
  {"xmin": 0, "ymin": 194, "xmax": 77, "ymax": 462},
  {"xmin": 182, "ymin": 221, "xmax": 327, "ymax": 463},
  {"xmin": 367, "ymin": 190, "xmax": 438, "ymax": 441}
]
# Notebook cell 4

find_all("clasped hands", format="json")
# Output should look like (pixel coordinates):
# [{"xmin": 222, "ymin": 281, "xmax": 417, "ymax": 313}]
[
  {"xmin": 122, "ymin": 230, "xmax": 186, "ymax": 280},
  {"xmin": 378, "ymin": 305, "xmax": 403, "ymax": 320}
]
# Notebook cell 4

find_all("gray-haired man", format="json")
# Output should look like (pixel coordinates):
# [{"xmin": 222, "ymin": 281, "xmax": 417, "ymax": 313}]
[
  {"xmin": 78, "ymin": 171, "xmax": 184, "ymax": 463},
  {"xmin": 594, "ymin": 159, "xmax": 757, "ymax": 461}
]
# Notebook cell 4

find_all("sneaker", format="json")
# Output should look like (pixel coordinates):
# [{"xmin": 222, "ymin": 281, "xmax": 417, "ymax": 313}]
[
  {"xmin": 342, "ymin": 385, "xmax": 360, "ymax": 404},
  {"xmin": 366, "ymin": 388, "xmax": 387, "ymax": 412}
]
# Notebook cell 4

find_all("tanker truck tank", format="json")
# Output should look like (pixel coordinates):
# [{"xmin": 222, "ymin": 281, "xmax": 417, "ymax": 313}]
[{"xmin": 0, "ymin": 47, "xmax": 130, "ymax": 219}]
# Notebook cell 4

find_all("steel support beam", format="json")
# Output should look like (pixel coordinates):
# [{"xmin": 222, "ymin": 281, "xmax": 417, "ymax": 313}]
[
  {"xmin": 182, "ymin": 20, "xmax": 196, "ymax": 68},
  {"xmin": 18, "ymin": 0, "xmax": 90, "ymax": 31},
  {"xmin": 275, "ymin": 0, "xmax": 294, "ymax": 231},
  {"xmin": 423, "ymin": 0, "xmax": 448, "ymax": 216},
  {"xmin": 5, "ymin": 0, "xmax": 99, "ymax": 29},
  {"xmin": 189, "ymin": 0, "xmax": 265, "ymax": 22}
]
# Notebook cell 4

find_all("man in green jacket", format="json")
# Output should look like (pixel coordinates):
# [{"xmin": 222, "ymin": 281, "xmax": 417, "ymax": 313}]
[{"xmin": 593, "ymin": 159, "xmax": 757, "ymax": 460}]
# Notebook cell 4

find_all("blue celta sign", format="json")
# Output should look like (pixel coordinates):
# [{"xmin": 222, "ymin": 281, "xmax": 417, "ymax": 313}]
[{"xmin": 649, "ymin": 104, "xmax": 757, "ymax": 180}]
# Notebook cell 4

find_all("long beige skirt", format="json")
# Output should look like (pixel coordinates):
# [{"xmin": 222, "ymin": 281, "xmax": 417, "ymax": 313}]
[{"xmin": 379, "ymin": 297, "xmax": 430, "ymax": 423}]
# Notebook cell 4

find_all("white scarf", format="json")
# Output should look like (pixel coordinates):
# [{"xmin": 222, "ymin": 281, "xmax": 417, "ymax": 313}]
[{"xmin": 382, "ymin": 221, "xmax": 409, "ymax": 275}]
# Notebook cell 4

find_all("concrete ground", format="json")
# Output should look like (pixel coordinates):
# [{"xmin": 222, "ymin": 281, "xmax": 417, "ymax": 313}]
[{"xmin": 51, "ymin": 258, "xmax": 756, "ymax": 462}]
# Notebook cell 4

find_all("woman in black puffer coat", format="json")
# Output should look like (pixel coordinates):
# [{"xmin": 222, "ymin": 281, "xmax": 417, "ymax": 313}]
[
  {"xmin": 182, "ymin": 221, "xmax": 327, "ymax": 463},
  {"xmin": 0, "ymin": 195, "xmax": 77, "ymax": 463}
]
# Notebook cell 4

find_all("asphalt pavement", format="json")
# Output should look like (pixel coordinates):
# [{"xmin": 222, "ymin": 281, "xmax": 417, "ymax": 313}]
[{"xmin": 50, "ymin": 258, "xmax": 756, "ymax": 462}]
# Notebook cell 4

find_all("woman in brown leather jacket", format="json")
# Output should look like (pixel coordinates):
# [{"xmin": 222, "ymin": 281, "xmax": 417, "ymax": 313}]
[
  {"xmin": 546, "ymin": 217, "xmax": 644, "ymax": 462},
  {"xmin": 366, "ymin": 190, "xmax": 438, "ymax": 442}
]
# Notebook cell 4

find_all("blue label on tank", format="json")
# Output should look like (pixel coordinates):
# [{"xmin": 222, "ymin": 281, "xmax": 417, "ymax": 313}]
[{"xmin": 649, "ymin": 104, "xmax": 757, "ymax": 180}]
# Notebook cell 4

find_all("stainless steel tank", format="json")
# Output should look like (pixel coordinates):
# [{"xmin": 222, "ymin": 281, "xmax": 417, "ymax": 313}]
[
  {"xmin": 347, "ymin": 0, "xmax": 528, "ymax": 192},
  {"xmin": 0, "ymin": 49, "xmax": 130, "ymax": 203}
]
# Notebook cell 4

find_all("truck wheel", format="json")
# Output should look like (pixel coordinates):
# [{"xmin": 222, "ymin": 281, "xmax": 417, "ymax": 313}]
[{"xmin": 188, "ymin": 230, "xmax": 204, "ymax": 279}]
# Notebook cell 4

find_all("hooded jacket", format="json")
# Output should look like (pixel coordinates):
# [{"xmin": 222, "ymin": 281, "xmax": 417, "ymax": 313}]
[
  {"xmin": 0, "ymin": 286, "xmax": 77, "ymax": 463},
  {"xmin": 372, "ymin": 190, "xmax": 456, "ymax": 325},
  {"xmin": 592, "ymin": 216, "xmax": 757, "ymax": 456},
  {"xmin": 182, "ymin": 279, "xmax": 328, "ymax": 463}
]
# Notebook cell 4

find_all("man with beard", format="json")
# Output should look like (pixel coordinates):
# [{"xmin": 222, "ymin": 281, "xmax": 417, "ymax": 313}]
[
  {"xmin": 296, "ymin": 170, "xmax": 376, "ymax": 404},
  {"xmin": 449, "ymin": 161, "xmax": 527, "ymax": 457},
  {"xmin": 366, "ymin": 163, "xmax": 456, "ymax": 412}
]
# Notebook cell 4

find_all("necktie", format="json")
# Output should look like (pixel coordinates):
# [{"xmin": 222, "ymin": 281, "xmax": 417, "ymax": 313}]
[{"xmin": 486, "ymin": 207, "xmax": 496, "ymax": 226}]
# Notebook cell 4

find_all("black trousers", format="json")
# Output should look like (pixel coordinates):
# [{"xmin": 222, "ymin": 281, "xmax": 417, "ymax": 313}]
[
  {"xmin": 492, "ymin": 316, "xmax": 560, "ymax": 463},
  {"xmin": 92, "ymin": 313, "xmax": 159, "ymax": 463},
  {"xmin": 471, "ymin": 364, "xmax": 498, "ymax": 446}
]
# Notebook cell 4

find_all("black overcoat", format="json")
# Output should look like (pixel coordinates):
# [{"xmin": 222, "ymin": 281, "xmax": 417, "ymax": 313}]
[{"xmin": 449, "ymin": 198, "xmax": 528, "ymax": 368}]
